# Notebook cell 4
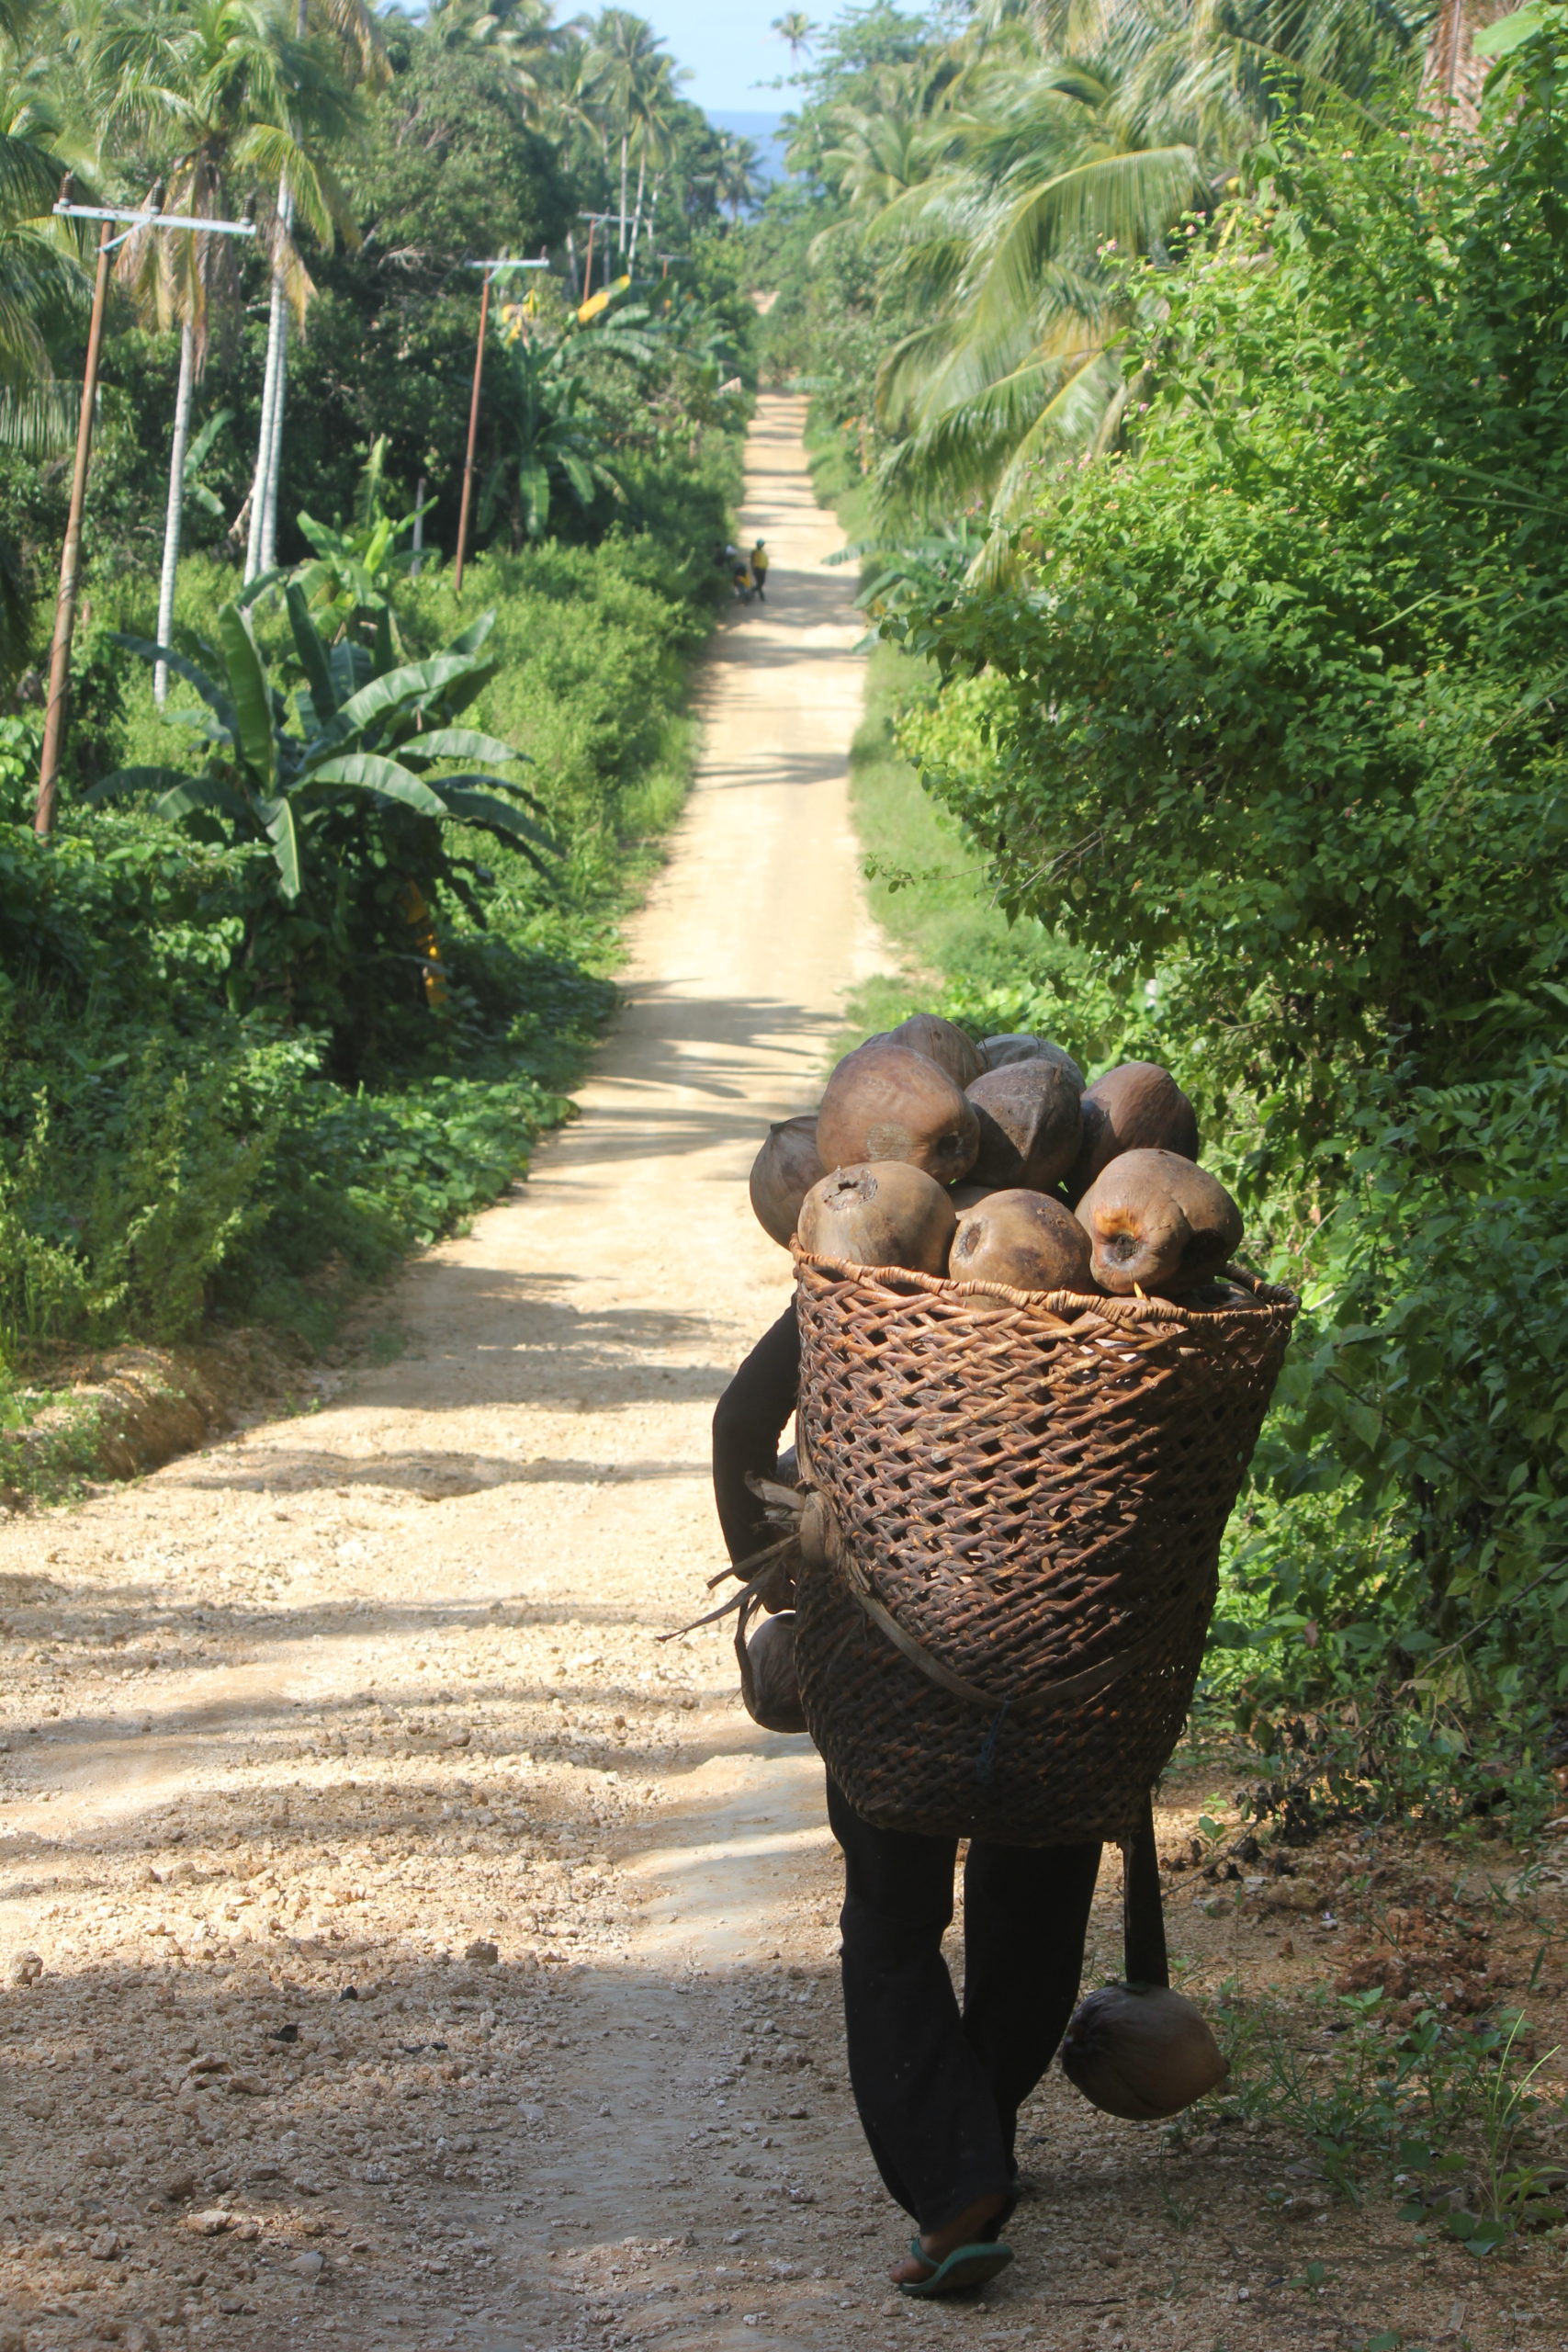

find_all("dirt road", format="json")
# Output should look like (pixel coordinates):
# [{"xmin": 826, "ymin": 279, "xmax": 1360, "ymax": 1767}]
[{"xmin": 7, "ymin": 399, "xmax": 1559, "ymax": 2352}]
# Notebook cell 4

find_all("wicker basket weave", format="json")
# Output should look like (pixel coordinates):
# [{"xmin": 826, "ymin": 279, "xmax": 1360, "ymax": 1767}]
[{"xmin": 791, "ymin": 1249, "xmax": 1298, "ymax": 1844}]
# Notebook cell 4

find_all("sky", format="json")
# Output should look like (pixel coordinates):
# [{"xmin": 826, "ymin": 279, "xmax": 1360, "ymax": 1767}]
[{"xmin": 640, "ymin": 0, "xmax": 807, "ymax": 115}]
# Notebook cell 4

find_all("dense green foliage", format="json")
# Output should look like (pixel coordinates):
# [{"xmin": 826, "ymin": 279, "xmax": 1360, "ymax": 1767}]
[
  {"xmin": 876, "ymin": 29, "xmax": 1568, "ymax": 1797},
  {"xmin": 751, "ymin": 0, "xmax": 1439, "ymax": 538},
  {"xmin": 0, "ymin": 4, "xmax": 753, "ymax": 1413},
  {"xmin": 762, "ymin": 6, "xmax": 1568, "ymax": 1813}
]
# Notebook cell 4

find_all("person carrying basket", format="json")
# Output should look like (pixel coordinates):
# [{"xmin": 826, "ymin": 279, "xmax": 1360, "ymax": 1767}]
[{"xmin": 708, "ymin": 1023, "xmax": 1297, "ymax": 2301}]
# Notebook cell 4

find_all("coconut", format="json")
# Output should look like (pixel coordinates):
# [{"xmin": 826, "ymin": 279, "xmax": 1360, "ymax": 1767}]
[
  {"xmin": 744, "ymin": 1611, "xmax": 807, "ymax": 1735},
  {"xmin": 817, "ymin": 1044, "xmax": 979, "ymax": 1185},
  {"xmin": 1069, "ymin": 1061, "xmax": 1199, "ymax": 1199},
  {"xmin": 749, "ymin": 1115, "xmax": 826, "ymax": 1247},
  {"xmin": 798, "ymin": 1159, "xmax": 957, "ymax": 1274},
  {"xmin": 966, "ymin": 1060, "xmax": 1084, "ymax": 1192},
  {"xmin": 981, "ymin": 1033, "xmax": 1087, "ymax": 1087},
  {"xmin": 1074, "ymin": 1148, "xmax": 1243, "ymax": 1295},
  {"xmin": 950, "ymin": 1190, "xmax": 1095, "ymax": 1294},
  {"xmin": 885, "ymin": 1012, "xmax": 987, "ymax": 1090},
  {"xmin": 1061, "ymin": 1983, "xmax": 1229, "ymax": 2120},
  {"xmin": 949, "ymin": 1182, "xmax": 1000, "ymax": 1212}
]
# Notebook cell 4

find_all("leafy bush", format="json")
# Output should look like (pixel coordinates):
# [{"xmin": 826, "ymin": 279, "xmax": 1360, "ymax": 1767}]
[{"xmin": 880, "ymin": 47, "xmax": 1568, "ymax": 1762}]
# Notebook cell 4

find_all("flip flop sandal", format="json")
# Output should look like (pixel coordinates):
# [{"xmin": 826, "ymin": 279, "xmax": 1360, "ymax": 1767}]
[{"xmin": 898, "ymin": 2240, "xmax": 1015, "ymax": 2300}]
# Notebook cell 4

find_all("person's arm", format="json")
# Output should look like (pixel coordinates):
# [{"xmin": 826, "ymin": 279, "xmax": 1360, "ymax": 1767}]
[{"xmin": 712, "ymin": 1306, "xmax": 802, "ymax": 1571}]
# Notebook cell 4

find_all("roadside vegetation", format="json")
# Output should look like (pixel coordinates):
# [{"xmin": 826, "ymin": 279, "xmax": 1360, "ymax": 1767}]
[
  {"xmin": 0, "ymin": 2, "xmax": 760, "ymax": 1465},
  {"xmin": 748, "ymin": 3, "xmax": 1568, "ymax": 1835}
]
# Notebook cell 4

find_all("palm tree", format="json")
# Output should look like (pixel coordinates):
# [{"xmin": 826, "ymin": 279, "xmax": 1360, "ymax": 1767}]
[
  {"xmin": 856, "ymin": 0, "xmax": 1433, "ymax": 537},
  {"xmin": 715, "ymin": 130, "xmax": 763, "ymax": 222},
  {"xmin": 244, "ymin": 0, "xmax": 382, "ymax": 587},
  {"xmin": 773, "ymin": 11, "xmax": 815, "ymax": 65},
  {"xmin": 424, "ymin": 0, "xmax": 556, "ymax": 115},
  {"xmin": 94, "ymin": 0, "xmax": 359, "ymax": 700},
  {"xmin": 0, "ymin": 40, "xmax": 87, "ymax": 414},
  {"xmin": 585, "ymin": 9, "xmax": 671, "ymax": 260},
  {"xmin": 625, "ymin": 49, "xmax": 680, "ymax": 266}
]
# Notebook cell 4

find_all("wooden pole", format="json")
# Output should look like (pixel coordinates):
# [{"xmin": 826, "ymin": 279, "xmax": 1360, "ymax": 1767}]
[
  {"xmin": 581, "ymin": 216, "xmax": 595, "ymax": 303},
  {"xmin": 453, "ymin": 267, "xmax": 492, "ymax": 600},
  {"xmin": 36, "ymin": 219, "xmax": 114, "ymax": 840}
]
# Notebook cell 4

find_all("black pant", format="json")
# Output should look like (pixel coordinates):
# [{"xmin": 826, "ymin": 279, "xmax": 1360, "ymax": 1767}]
[{"xmin": 829, "ymin": 1774, "xmax": 1100, "ymax": 2234}]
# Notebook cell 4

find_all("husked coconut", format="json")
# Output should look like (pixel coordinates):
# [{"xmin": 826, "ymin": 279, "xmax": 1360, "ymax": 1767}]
[
  {"xmin": 884, "ymin": 1012, "xmax": 987, "ymax": 1090},
  {"xmin": 981, "ymin": 1033, "xmax": 1087, "ymax": 1087},
  {"xmin": 817, "ymin": 1045, "xmax": 979, "ymax": 1185},
  {"xmin": 1069, "ymin": 1061, "xmax": 1200, "ymax": 1198},
  {"xmin": 950, "ymin": 1190, "xmax": 1095, "ymax": 1294},
  {"xmin": 1075, "ymin": 1148, "xmax": 1242, "ymax": 1295},
  {"xmin": 1061, "ymin": 1983, "xmax": 1229, "ymax": 2120},
  {"xmin": 966, "ymin": 1060, "xmax": 1084, "ymax": 1191},
  {"xmin": 798, "ymin": 1160, "xmax": 957, "ymax": 1274},
  {"xmin": 744, "ymin": 1611, "xmax": 807, "ymax": 1735},
  {"xmin": 749, "ymin": 1115, "xmax": 826, "ymax": 1247},
  {"xmin": 950, "ymin": 1182, "xmax": 1000, "ymax": 1212}
]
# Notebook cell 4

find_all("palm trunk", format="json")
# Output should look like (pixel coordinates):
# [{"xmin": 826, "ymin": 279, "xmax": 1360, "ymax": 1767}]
[
  {"xmin": 628, "ymin": 149, "xmax": 648, "ymax": 266},
  {"xmin": 154, "ymin": 322, "xmax": 197, "ymax": 709},
  {"xmin": 245, "ymin": 268, "xmax": 286, "ymax": 582},
  {"xmin": 259, "ymin": 300, "xmax": 289, "ymax": 573},
  {"xmin": 618, "ymin": 130, "xmax": 629, "ymax": 259},
  {"xmin": 245, "ymin": 182, "xmax": 294, "ymax": 582}
]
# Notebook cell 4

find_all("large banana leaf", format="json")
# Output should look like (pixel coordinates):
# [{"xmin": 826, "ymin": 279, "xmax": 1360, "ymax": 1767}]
[
  {"xmin": 217, "ymin": 606, "xmax": 277, "ymax": 789},
  {"xmin": 304, "ymin": 752, "xmax": 449, "ymax": 815},
  {"xmin": 107, "ymin": 634, "xmax": 239, "ymax": 741},
  {"xmin": 437, "ymin": 785, "xmax": 558, "ymax": 874},
  {"xmin": 287, "ymin": 585, "xmax": 337, "ymax": 721},
  {"xmin": 400, "ymin": 727, "xmax": 525, "ymax": 768},
  {"xmin": 308, "ymin": 652, "xmax": 490, "ymax": 758},
  {"xmin": 257, "ymin": 795, "xmax": 301, "ymax": 901}
]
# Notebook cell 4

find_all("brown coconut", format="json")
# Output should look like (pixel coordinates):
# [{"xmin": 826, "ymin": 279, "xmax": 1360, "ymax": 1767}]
[
  {"xmin": 817, "ymin": 1045, "xmax": 979, "ymax": 1185},
  {"xmin": 797, "ymin": 1160, "xmax": 957, "ymax": 1274},
  {"xmin": 1069, "ymin": 1061, "xmax": 1199, "ymax": 1199},
  {"xmin": 1074, "ymin": 1148, "xmax": 1243, "ymax": 1295},
  {"xmin": 950, "ymin": 1182, "xmax": 1000, "ymax": 1212},
  {"xmin": 885, "ymin": 1012, "xmax": 987, "ymax": 1090},
  {"xmin": 1061, "ymin": 1983, "xmax": 1229, "ymax": 2121},
  {"xmin": 965, "ymin": 1060, "xmax": 1084, "ymax": 1192},
  {"xmin": 950, "ymin": 1190, "xmax": 1096, "ymax": 1294},
  {"xmin": 981, "ymin": 1033, "xmax": 1087, "ymax": 1087},
  {"xmin": 743, "ymin": 1611, "xmax": 807, "ymax": 1735},
  {"xmin": 749, "ymin": 1115, "xmax": 826, "ymax": 1248}
]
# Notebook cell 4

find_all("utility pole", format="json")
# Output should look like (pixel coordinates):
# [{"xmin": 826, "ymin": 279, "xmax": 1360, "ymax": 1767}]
[
  {"xmin": 578, "ymin": 212, "xmax": 615, "ymax": 304},
  {"xmin": 453, "ymin": 257, "xmax": 547, "ymax": 599},
  {"xmin": 36, "ymin": 198, "xmax": 254, "ymax": 839}
]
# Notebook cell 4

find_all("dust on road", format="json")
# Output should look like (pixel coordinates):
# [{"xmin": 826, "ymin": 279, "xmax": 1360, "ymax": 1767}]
[{"xmin": 5, "ymin": 399, "xmax": 1562, "ymax": 2352}]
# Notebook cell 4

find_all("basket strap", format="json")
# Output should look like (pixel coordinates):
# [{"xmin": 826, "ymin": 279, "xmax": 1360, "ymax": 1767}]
[
  {"xmin": 1121, "ymin": 1792, "xmax": 1169, "ymax": 1989},
  {"xmin": 840, "ymin": 1565, "xmax": 1168, "ymax": 1718}
]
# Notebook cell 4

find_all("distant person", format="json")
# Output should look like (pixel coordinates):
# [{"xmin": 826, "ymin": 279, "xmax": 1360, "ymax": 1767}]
[
  {"xmin": 750, "ymin": 540, "xmax": 770, "ymax": 599},
  {"xmin": 729, "ymin": 545, "xmax": 754, "ymax": 601}
]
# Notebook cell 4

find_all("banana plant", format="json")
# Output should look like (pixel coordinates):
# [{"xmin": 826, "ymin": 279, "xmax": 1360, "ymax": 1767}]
[{"xmin": 86, "ymin": 589, "xmax": 554, "ymax": 906}]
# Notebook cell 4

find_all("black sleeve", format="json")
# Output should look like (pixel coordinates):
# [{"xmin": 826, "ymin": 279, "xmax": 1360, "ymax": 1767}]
[{"xmin": 711, "ymin": 1305, "xmax": 803, "ymax": 1569}]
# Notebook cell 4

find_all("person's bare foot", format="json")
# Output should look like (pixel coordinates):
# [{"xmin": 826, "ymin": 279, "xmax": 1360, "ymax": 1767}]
[{"xmin": 888, "ymin": 2191, "xmax": 1010, "ymax": 2287}]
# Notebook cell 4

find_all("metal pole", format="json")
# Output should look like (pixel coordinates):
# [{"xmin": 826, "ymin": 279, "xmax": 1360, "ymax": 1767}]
[
  {"xmin": 36, "ymin": 220, "xmax": 114, "ymax": 840},
  {"xmin": 453, "ymin": 268, "xmax": 492, "ymax": 599}
]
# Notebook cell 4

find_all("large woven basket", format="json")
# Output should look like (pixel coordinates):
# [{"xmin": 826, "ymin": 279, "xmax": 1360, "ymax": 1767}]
[{"xmin": 791, "ymin": 1249, "xmax": 1298, "ymax": 1844}]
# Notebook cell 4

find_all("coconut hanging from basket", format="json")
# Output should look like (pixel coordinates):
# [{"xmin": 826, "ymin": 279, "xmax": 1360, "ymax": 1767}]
[{"xmin": 788, "ymin": 1247, "xmax": 1298, "ymax": 1846}]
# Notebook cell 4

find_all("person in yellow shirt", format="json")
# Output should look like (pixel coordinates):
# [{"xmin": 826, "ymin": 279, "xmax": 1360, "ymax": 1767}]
[{"xmin": 750, "ymin": 540, "xmax": 770, "ymax": 600}]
